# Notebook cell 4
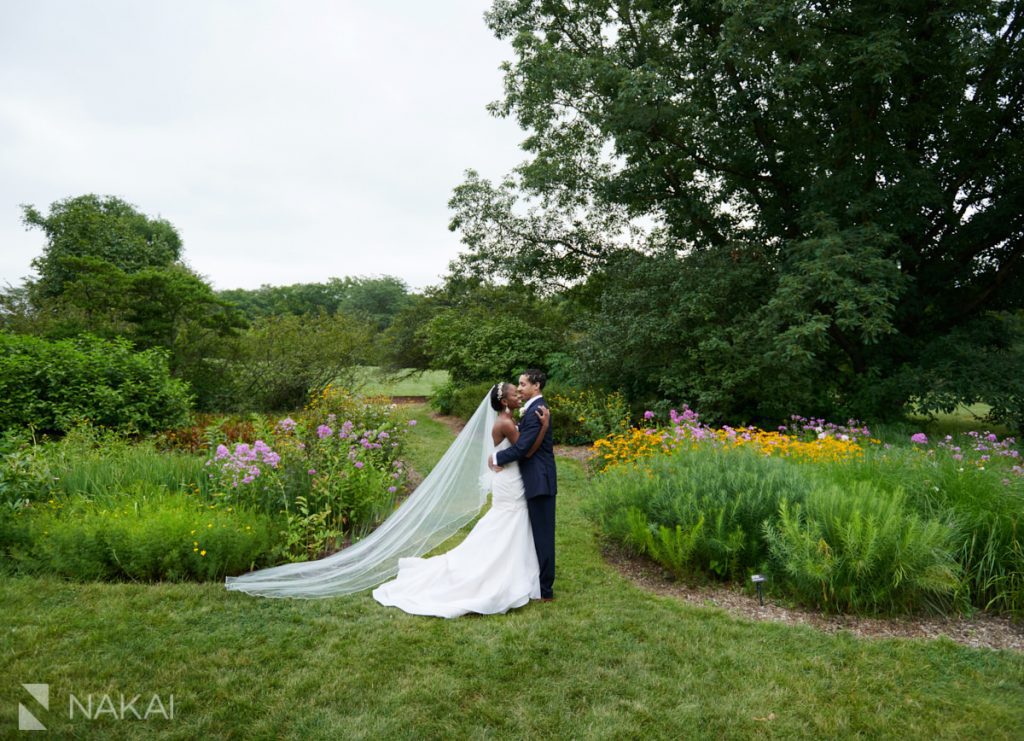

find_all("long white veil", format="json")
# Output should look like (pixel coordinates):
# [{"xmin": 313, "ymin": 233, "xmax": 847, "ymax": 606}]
[{"xmin": 225, "ymin": 396, "xmax": 496, "ymax": 598}]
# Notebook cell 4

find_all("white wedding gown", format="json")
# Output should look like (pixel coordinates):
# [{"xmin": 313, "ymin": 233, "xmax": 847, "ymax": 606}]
[{"xmin": 372, "ymin": 438, "xmax": 540, "ymax": 618}]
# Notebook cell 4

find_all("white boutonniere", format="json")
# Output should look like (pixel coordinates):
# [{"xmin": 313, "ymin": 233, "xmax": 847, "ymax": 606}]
[{"xmin": 515, "ymin": 407, "xmax": 523, "ymax": 418}]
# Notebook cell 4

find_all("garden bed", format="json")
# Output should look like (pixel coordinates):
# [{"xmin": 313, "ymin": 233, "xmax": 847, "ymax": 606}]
[{"xmin": 603, "ymin": 543, "xmax": 1024, "ymax": 652}]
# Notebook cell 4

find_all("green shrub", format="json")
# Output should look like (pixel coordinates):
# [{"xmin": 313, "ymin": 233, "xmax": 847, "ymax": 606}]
[
  {"xmin": 0, "ymin": 332, "xmax": 192, "ymax": 434},
  {"xmin": 547, "ymin": 387, "xmax": 631, "ymax": 444},
  {"xmin": 429, "ymin": 380, "xmax": 494, "ymax": 418},
  {"xmin": 764, "ymin": 483, "xmax": 962, "ymax": 614}
]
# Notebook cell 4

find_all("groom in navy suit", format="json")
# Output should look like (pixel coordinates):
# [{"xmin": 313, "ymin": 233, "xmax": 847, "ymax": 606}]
[{"xmin": 490, "ymin": 368, "xmax": 557, "ymax": 600}]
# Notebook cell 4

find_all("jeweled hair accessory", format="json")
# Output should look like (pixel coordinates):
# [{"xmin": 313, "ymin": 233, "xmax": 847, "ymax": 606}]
[{"xmin": 495, "ymin": 383, "xmax": 505, "ymax": 402}]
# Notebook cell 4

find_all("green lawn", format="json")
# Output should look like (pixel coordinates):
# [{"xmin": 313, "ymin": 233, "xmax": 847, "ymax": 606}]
[
  {"xmin": 908, "ymin": 401, "xmax": 1014, "ymax": 437},
  {"xmin": 1, "ymin": 406, "xmax": 1022, "ymax": 738},
  {"xmin": 346, "ymin": 367, "xmax": 449, "ymax": 397}
]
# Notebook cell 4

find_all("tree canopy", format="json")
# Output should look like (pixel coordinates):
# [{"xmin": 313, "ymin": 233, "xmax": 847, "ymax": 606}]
[
  {"xmin": 22, "ymin": 194, "xmax": 183, "ymax": 298},
  {"xmin": 448, "ymin": 0, "xmax": 1024, "ymax": 424}
]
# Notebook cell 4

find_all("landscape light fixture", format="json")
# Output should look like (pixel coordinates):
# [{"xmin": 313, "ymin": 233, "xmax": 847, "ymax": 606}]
[{"xmin": 751, "ymin": 574, "xmax": 766, "ymax": 606}]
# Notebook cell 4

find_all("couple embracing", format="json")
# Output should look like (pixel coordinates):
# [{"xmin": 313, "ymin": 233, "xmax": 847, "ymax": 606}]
[
  {"xmin": 372, "ymin": 369, "xmax": 557, "ymax": 617},
  {"xmin": 225, "ymin": 368, "xmax": 558, "ymax": 618}
]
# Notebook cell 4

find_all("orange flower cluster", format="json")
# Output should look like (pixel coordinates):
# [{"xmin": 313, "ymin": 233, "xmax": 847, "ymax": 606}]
[{"xmin": 592, "ymin": 425, "xmax": 869, "ymax": 470}]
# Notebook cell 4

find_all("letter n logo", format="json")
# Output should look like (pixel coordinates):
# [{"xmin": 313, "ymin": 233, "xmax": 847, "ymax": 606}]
[{"xmin": 19, "ymin": 683, "xmax": 48, "ymax": 731}]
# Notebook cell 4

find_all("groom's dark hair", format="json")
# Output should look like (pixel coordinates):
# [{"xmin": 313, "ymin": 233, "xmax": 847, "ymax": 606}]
[{"xmin": 523, "ymin": 368, "xmax": 547, "ymax": 390}]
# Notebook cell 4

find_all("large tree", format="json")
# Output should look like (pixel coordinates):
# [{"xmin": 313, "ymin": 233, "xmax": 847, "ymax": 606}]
[
  {"xmin": 451, "ymin": 0, "xmax": 1024, "ymax": 425},
  {"xmin": 10, "ymin": 194, "xmax": 245, "ymax": 410},
  {"xmin": 22, "ymin": 194, "xmax": 183, "ymax": 298}
]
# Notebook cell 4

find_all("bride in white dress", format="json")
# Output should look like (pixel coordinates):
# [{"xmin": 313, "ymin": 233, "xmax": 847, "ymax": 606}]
[{"xmin": 372, "ymin": 382, "xmax": 549, "ymax": 618}]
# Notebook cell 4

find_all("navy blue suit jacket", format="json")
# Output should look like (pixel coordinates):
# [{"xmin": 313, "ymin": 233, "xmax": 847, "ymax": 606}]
[{"xmin": 495, "ymin": 398, "xmax": 557, "ymax": 499}]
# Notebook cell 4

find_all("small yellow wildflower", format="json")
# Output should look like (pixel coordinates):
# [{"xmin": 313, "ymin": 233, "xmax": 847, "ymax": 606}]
[{"xmin": 200, "ymin": 550, "xmax": 207, "ymax": 557}]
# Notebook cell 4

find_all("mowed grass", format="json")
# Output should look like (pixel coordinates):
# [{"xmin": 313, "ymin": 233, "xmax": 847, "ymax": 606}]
[
  {"xmin": 347, "ymin": 367, "xmax": 449, "ymax": 397},
  {"xmin": 908, "ymin": 401, "xmax": 1013, "ymax": 437},
  {"xmin": 1, "ymin": 407, "xmax": 1022, "ymax": 738}
]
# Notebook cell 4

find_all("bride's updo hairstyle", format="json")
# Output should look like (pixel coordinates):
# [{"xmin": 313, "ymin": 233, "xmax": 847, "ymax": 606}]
[{"xmin": 490, "ymin": 382, "xmax": 510, "ymax": 412}]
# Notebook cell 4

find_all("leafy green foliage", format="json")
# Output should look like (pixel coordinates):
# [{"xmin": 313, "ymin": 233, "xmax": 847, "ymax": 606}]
[
  {"xmin": 0, "ymin": 332, "xmax": 192, "ymax": 434},
  {"xmin": 419, "ymin": 279, "xmax": 569, "ymax": 384},
  {"xmin": 215, "ymin": 314, "xmax": 374, "ymax": 412},
  {"xmin": 218, "ymin": 276, "xmax": 413, "ymax": 329},
  {"xmin": 429, "ymin": 380, "xmax": 495, "ymax": 418},
  {"xmin": 450, "ymin": 1, "xmax": 1024, "ymax": 428},
  {"xmin": 546, "ymin": 386, "xmax": 631, "ymax": 444},
  {"xmin": 21, "ymin": 194, "xmax": 182, "ymax": 298}
]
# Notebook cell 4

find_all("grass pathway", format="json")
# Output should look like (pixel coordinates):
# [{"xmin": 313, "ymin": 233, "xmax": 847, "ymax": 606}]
[{"xmin": 1, "ymin": 407, "xmax": 1022, "ymax": 738}]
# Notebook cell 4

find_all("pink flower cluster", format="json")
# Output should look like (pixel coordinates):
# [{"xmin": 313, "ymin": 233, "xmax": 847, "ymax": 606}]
[
  {"xmin": 211, "ymin": 440, "xmax": 281, "ymax": 486},
  {"xmin": 782, "ymin": 415, "xmax": 872, "ymax": 443}
]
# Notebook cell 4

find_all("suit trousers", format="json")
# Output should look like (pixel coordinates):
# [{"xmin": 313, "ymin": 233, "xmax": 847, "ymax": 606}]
[{"xmin": 526, "ymin": 494, "xmax": 556, "ymax": 598}]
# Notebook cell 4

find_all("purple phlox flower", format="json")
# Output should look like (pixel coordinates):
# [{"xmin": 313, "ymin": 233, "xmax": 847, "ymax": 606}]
[
  {"xmin": 342, "ymin": 420, "xmax": 354, "ymax": 432},
  {"xmin": 910, "ymin": 433, "xmax": 928, "ymax": 444},
  {"xmin": 354, "ymin": 461, "xmax": 365, "ymax": 469},
  {"xmin": 308, "ymin": 469, "xmax": 317, "ymax": 475},
  {"xmin": 253, "ymin": 440, "xmax": 271, "ymax": 454},
  {"xmin": 235, "ymin": 443, "xmax": 251, "ymax": 457},
  {"xmin": 241, "ymin": 475, "xmax": 254, "ymax": 485},
  {"xmin": 378, "ymin": 431, "xmax": 390, "ymax": 440},
  {"xmin": 643, "ymin": 410, "xmax": 655, "ymax": 421},
  {"xmin": 392, "ymin": 472, "xmax": 400, "ymax": 480},
  {"xmin": 388, "ymin": 486, "xmax": 397, "ymax": 493},
  {"xmin": 980, "ymin": 455, "xmax": 990, "ymax": 462},
  {"xmin": 276, "ymin": 417, "xmax": 297, "ymax": 432},
  {"xmin": 408, "ymin": 419, "xmax": 418, "ymax": 427},
  {"xmin": 952, "ymin": 453, "xmax": 964, "ymax": 461},
  {"xmin": 263, "ymin": 451, "xmax": 281, "ymax": 468},
  {"xmin": 215, "ymin": 444, "xmax": 230, "ymax": 460},
  {"xmin": 986, "ymin": 433, "xmax": 999, "ymax": 442},
  {"xmin": 317, "ymin": 425, "xmax": 333, "ymax": 439},
  {"xmin": 297, "ymin": 442, "xmax": 306, "ymax": 450}
]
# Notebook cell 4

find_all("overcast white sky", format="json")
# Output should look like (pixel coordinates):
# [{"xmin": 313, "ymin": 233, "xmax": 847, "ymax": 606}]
[{"xmin": 0, "ymin": 1, "xmax": 526, "ymax": 292}]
